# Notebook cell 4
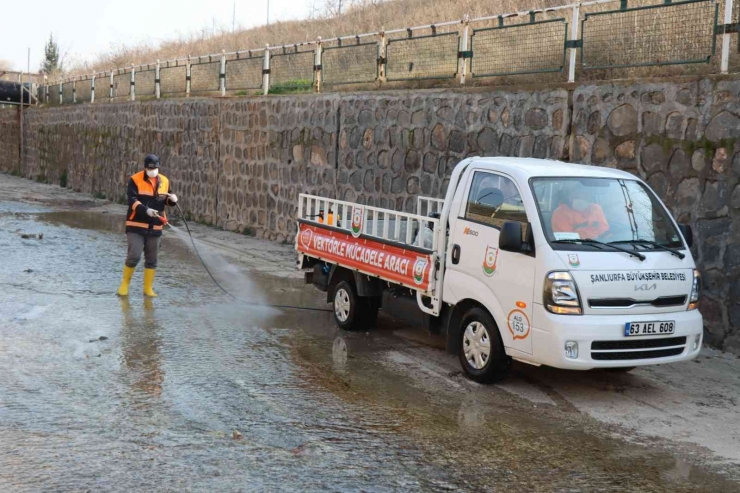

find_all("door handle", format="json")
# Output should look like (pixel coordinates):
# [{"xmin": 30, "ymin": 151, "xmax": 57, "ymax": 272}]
[{"xmin": 451, "ymin": 244, "xmax": 461, "ymax": 264}]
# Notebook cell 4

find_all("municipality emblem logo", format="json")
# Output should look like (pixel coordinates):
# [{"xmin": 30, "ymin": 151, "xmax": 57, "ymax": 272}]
[
  {"xmin": 300, "ymin": 228, "xmax": 313, "ymax": 249},
  {"xmin": 482, "ymin": 246, "xmax": 499, "ymax": 277},
  {"xmin": 351, "ymin": 207, "xmax": 364, "ymax": 238},
  {"xmin": 568, "ymin": 253, "xmax": 580, "ymax": 268},
  {"xmin": 413, "ymin": 257, "xmax": 428, "ymax": 285}
]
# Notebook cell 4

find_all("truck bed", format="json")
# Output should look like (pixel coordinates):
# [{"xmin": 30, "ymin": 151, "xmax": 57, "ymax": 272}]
[{"xmin": 296, "ymin": 194, "xmax": 441, "ymax": 294}]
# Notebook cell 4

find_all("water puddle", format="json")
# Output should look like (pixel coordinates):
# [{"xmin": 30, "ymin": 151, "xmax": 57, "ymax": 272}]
[
  {"xmin": 0, "ymin": 205, "xmax": 736, "ymax": 491},
  {"xmin": 39, "ymin": 210, "xmax": 126, "ymax": 233}
]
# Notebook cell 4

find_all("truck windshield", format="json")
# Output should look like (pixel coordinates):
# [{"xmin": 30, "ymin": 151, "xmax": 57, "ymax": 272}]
[{"xmin": 531, "ymin": 177, "xmax": 683, "ymax": 249}]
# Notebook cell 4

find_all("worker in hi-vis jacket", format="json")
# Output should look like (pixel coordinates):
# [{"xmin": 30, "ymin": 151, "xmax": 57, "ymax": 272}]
[{"xmin": 116, "ymin": 154, "xmax": 177, "ymax": 297}]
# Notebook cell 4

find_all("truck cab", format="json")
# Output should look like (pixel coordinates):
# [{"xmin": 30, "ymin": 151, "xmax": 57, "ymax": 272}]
[
  {"xmin": 440, "ymin": 158, "xmax": 702, "ymax": 381},
  {"xmin": 296, "ymin": 157, "xmax": 703, "ymax": 383}
]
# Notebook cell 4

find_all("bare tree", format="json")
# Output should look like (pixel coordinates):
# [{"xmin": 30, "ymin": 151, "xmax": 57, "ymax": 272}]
[
  {"xmin": 307, "ymin": 0, "xmax": 320, "ymax": 19},
  {"xmin": 323, "ymin": 0, "xmax": 347, "ymax": 17},
  {"xmin": 0, "ymin": 59, "xmax": 14, "ymax": 72}
]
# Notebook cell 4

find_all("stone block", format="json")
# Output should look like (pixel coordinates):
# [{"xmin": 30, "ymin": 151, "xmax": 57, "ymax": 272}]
[{"xmin": 607, "ymin": 104, "xmax": 638, "ymax": 136}]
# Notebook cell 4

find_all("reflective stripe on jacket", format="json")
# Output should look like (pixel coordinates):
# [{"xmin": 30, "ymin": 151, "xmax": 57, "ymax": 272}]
[{"xmin": 125, "ymin": 171, "xmax": 173, "ymax": 236}]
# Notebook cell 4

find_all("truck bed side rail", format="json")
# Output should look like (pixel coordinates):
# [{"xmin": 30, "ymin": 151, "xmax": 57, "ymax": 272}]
[
  {"xmin": 417, "ymin": 196, "xmax": 445, "ymax": 218},
  {"xmin": 298, "ymin": 194, "xmax": 440, "ymax": 251}
]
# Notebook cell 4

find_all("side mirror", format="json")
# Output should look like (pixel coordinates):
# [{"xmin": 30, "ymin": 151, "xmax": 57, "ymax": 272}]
[
  {"xmin": 499, "ymin": 221, "xmax": 524, "ymax": 253},
  {"xmin": 679, "ymin": 224, "xmax": 693, "ymax": 248}
]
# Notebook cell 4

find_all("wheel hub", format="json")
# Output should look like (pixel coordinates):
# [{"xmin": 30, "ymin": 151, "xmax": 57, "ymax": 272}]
[
  {"xmin": 334, "ymin": 288, "xmax": 351, "ymax": 323},
  {"xmin": 463, "ymin": 321, "xmax": 491, "ymax": 370}
]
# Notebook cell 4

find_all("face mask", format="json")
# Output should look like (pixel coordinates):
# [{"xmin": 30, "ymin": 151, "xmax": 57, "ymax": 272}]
[
  {"xmin": 572, "ymin": 199, "xmax": 589, "ymax": 212},
  {"xmin": 146, "ymin": 169, "xmax": 159, "ymax": 178}
]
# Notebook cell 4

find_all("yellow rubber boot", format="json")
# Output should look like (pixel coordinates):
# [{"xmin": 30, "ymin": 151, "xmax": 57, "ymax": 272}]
[
  {"xmin": 143, "ymin": 268, "xmax": 158, "ymax": 297},
  {"xmin": 116, "ymin": 265, "xmax": 135, "ymax": 297}
]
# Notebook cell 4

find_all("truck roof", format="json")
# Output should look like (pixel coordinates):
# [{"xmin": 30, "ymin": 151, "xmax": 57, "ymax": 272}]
[{"xmin": 467, "ymin": 157, "xmax": 638, "ymax": 181}]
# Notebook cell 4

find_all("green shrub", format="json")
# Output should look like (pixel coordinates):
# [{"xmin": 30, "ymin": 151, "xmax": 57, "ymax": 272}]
[{"xmin": 269, "ymin": 79, "xmax": 313, "ymax": 95}]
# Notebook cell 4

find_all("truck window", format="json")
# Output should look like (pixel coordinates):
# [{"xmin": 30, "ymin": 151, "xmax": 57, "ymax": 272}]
[
  {"xmin": 464, "ymin": 172, "xmax": 529, "ymax": 231},
  {"xmin": 531, "ymin": 177, "xmax": 682, "ymax": 247}
]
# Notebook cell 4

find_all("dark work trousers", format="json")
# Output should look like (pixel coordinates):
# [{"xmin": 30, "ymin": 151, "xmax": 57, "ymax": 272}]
[{"xmin": 125, "ymin": 232, "xmax": 161, "ymax": 269}]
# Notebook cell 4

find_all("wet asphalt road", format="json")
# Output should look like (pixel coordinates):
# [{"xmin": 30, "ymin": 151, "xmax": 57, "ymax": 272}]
[{"xmin": 1, "ymin": 199, "xmax": 739, "ymax": 492}]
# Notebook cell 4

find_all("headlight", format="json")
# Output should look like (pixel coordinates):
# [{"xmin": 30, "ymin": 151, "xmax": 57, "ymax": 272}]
[
  {"xmin": 544, "ymin": 271, "xmax": 582, "ymax": 315},
  {"xmin": 688, "ymin": 269, "xmax": 701, "ymax": 310}
]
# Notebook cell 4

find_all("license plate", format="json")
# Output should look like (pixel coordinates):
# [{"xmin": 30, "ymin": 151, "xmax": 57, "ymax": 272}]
[{"xmin": 624, "ymin": 321, "xmax": 675, "ymax": 337}]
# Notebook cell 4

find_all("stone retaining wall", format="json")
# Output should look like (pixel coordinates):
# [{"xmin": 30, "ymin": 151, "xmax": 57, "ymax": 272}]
[
  {"xmin": 0, "ymin": 109, "xmax": 19, "ymax": 174},
  {"xmin": 1, "ymin": 77, "xmax": 739, "ymax": 351},
  {"xmin": 570, "ymin": 79, "xmax": 740, "ymax": 350}
]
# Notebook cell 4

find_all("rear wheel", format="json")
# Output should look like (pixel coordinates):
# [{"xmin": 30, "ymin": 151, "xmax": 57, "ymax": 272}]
[
  {"xmin": 458, "ymin": 307, "xmax": 511, "ymax": 383},
  {"xmin": 333, "ymin": 280, "xmax": 375, "ymax": 331}
]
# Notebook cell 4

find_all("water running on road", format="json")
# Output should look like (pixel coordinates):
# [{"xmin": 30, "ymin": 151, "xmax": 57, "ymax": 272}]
[{"xmin": 1, "ymin": 203, "xmax": 738, "ymax": 492}]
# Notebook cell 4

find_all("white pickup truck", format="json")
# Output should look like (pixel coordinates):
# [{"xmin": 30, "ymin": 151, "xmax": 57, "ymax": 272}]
[{"xmin": 295, "ymin": 157, "xmax": 703, "ymax": 382}]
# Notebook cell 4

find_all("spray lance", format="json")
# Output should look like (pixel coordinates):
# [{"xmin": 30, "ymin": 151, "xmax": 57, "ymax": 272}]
[{"xmin": 158, "ymin": 194, "xmax": 330, "ymax": 313}]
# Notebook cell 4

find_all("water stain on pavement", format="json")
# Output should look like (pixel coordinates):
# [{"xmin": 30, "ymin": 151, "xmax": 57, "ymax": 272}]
[{"xmin": 0, "ymin": 202, "xmax": 738, "ymax": 491}]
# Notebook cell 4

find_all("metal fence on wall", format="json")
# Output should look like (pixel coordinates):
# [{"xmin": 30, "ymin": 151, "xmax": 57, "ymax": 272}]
[
  {"xmin": 321, "ymin": 41, "xmax": 379, "ymax": 85},
  {"xmin": 226, "ymin": 52, "xmax": 264, "ymax": 91},
  {"xmin": 386, "ymin": 31, "xmax": 460, "ymax": 81},
  {"xmin": 136, "ymin": 67, "xmax": 156, "ymax": 97},
  {"xmin": 270, "ymin": 48, "xmax": 316, "ymax": 90},
  {"xmin": 472, "ymin": 19, "xmax": 567, "ymax": 77},
  {"xmin": 76, "ymin": 78, "xmax": 93, "ymax": 102},
  {"xmin": 160, "ymin": 62, "xmax": 187, "ymax": 95},
  {"xmin": 44, "ymin": 0, "xmax": 739, "ymax": 105},
  {"xmin": 190, "ymin": 57, "xmax": 222, "ymax": 93},
  {"xmin": 582, "ymin": 0, "xmax": 719, "ymax": 68}
]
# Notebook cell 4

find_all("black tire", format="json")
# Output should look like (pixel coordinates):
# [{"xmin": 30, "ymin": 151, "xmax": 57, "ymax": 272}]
[
  {"xmin": 458, "ymin": 307, "xmax": 511, "ymax": 384},
  {"xmin": 363, "ymin": 297, "xmax": 381, "ymax": 327},
  {"xmin": 332, "ymin": 280, "xmax": 364, "ymax": 331}
]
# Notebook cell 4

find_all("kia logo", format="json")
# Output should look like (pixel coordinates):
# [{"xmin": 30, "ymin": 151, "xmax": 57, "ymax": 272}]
[{"xmin": 635, "ymin": 283, "xmax": 657, "ymax": 291}]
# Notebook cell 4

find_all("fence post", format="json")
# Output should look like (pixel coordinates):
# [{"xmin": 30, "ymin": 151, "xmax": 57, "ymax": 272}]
[
  {"xmin": 59, "ymin": 81, "xmax": 63, "ymax": 104},
  {"xmin": 220, "ymin": 50, "xmax": 227, "ymax": 96},
  {"xmin": 568, "ymin": 4, "xmax": 580, "ymax": 83},
  {"xmin": 109, "ymin": 71, "xmax": 114, "ymax": 102},
  {"xmin": 130, "ymin": 65, "xmax": 136, "ymax": 101},
  {"xmin": 156, "ymin": 59, "xmax": 161, "ymax": 99},
  {"xmin": 720, "ymin": 0, "xmax": 734, "ymax": 74},
  {"xmin": 460, "ymin": 15, "xmax": 470, "ymax": 85},
  {"xmin": 91, "ymin": 74, "xmax": 96, "ymax": 104},
  {"xmin": 44, "ymin": 75, "xmax": 48, "ymax": 104},
  {"xmin": 315, "ymin": 37, "xmax": 322, "ymax": 93},
  {"xmin": 186, "ymin": 55, "xmax": 192, "ymax": 97},
  {"xmin": 378, "ymin": 29, "xmax": 387, "ymax": 83},
  {"xmin": 19, "ymin": 70, "xmax": 23, "ymax": 170},
  {"xmin": 263, "ymin": 45, "xmax": 270, "ymax": 96},
  {"xmin": 73, "ymin": 79, "xmax": 77, "ymax": 104}
]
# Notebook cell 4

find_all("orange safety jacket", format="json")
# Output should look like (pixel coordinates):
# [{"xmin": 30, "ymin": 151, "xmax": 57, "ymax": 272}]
[
  {"xmin": 126, "ymin": 170, "xmax": 174, "ymax": 236},
  {"xmin": 551, "ymin": 203, "xmax": 610, "ymax": 240}
]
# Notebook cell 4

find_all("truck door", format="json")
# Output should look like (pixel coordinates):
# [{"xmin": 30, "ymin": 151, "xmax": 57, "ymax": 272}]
[{"xmin": 445, "ymin": 170, "xmax": 536, "ymax": 355}]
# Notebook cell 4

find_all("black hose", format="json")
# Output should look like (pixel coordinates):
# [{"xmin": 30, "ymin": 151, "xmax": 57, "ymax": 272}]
[{"xmin": 173, "ymin": 203, "xmax": 331, "ymax": 313}]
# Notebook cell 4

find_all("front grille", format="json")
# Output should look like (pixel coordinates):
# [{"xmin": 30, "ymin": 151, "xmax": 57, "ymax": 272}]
[
  {"xmin": 652, "ymin": 296, "xmax": 688, "ymax": 307},
  {"xmin": 591, "ymin": 336, "xmax": 686, "ymax": 351},
  {"xmin": 591, "ymin": 347, "xmax": 684, "ymax": 360},
  {"xmin": 588, "ymin": 296, "xmax": 686, "ymax": 308}
]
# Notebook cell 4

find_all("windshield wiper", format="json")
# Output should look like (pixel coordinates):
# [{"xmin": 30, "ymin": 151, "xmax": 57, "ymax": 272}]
[
  {"xmin": 552, "ymin": 239, "xmax": 646, "ymax": 261},
  {"xmin": 609, "ymin": 239, "xmax": 685, "ymax": 259}
]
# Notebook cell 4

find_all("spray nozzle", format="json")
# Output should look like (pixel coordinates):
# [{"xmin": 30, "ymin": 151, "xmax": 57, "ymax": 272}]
[{"xmin": 151, "ymin": 210, "xmax": 168, "ymax": 226}]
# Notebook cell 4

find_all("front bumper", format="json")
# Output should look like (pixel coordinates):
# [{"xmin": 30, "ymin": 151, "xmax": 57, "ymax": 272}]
[{"xmin": 525, "ymin": 304, "xmax": 703, "ymax": 370}]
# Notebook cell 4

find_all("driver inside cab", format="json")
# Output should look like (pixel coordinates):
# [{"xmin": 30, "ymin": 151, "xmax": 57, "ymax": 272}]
[{"xmin": 551, "ymin": 181, "xmax": 610, "ymax": 240}]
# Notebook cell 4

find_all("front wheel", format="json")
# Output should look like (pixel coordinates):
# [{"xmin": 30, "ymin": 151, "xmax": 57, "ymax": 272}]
[{"xmin": 458, "ymin": 307, "xmax": 511, "ymax": 383}]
